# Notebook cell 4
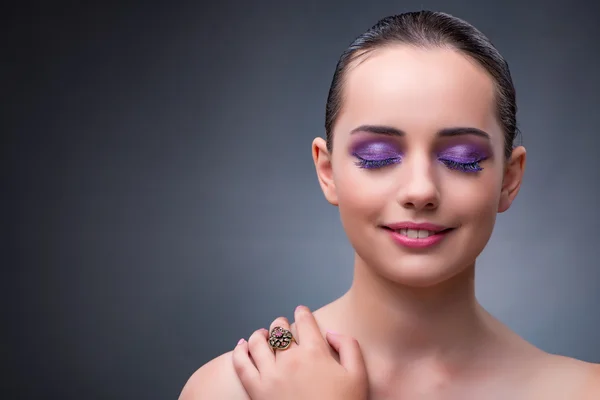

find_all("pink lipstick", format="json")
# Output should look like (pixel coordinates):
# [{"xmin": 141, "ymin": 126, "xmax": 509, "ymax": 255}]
[{"xmin": 382, "ymin": 222, "xmax": 454, "ymax": 249}]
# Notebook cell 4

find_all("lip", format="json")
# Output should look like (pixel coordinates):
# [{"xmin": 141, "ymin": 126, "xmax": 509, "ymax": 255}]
[{"xmin": 382, "ymin": 222, "xmax": 455, "ymax": 249}]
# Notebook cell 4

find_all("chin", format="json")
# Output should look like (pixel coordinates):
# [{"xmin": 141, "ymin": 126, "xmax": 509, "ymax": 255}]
[
  {"xmin": 381, "ymin": 260, "xmax": 470, "ymax": 288},
  {"xmin": 358, "ymin": 248, "xmax": 476, "ymax": 288}
]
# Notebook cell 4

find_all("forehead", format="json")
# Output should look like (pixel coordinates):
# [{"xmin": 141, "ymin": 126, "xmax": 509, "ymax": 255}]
[{"xmin": 336, "ymin": 45, "xmax": 501, "ymax": 142}]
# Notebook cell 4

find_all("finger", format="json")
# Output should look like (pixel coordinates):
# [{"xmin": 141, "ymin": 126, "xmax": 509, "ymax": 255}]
[
  {"xmin": 269, "ymin": 316, "xmax": 291, "ymax": 336},
  {"xmin": 232, "ymin": 338, "xmax": 260, "ymax": 397},
  {"xmin": 247, "ymin": 328, "xmax": 274, "ymax": 371},
  {"xmin": 294, "ymin": 305, "xmax": 326, "ymax": 349},
  {"xmin": 326, "ymin": 331, "xmax": 367, "ymax": 381},
  {"xmin": 268, "ymin": 316, "xmax": 296, "ymax": 353}
]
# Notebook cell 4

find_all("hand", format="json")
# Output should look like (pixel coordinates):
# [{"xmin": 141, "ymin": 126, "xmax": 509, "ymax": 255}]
[{"xmin": 232, "ymin": 305, "xmax": 368, "ymax": 400}]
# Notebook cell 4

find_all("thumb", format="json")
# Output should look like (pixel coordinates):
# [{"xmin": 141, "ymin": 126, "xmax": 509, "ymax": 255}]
[{"xmin": 326, "ymin": 331, "xmax": 367, "ymax": 380}]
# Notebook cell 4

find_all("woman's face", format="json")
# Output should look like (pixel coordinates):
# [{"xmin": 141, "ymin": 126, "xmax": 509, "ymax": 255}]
[{"xmin": 314, "ymin": 45, "xmax": 525, "ymax": 287}]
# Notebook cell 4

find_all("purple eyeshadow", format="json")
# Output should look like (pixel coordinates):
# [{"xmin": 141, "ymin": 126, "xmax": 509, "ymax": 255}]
[
  {"xmin": 437, "ymin": 144, "xmax": 489, "ymax": 164},
  {"xmin": 349, "ymin": 139, "xmax": 490, "ymax": 172},
  {"xmin": 350, "ymin": 140, "xmax": 402, "ymax": 161}
]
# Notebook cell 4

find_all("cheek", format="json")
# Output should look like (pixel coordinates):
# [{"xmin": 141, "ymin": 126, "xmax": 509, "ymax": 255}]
[
  {"xmin": 334, "ymin": 162, "xmax": 393, "ymax": 219},
  {"xmin": 443, "ymin": 170, "xmax": 502, "ymax": 223}
]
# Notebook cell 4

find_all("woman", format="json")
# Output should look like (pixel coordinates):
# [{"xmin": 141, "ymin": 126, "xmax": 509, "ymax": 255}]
[{"xmin": 180, "ymin": 11, "xmax": 600, "ymax": 399}]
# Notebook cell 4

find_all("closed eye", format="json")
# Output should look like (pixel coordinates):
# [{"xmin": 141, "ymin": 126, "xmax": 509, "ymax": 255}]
[
  {"xmin": 439, "ymin": 159, "xmax": 484, "ymax": 172},
  {"xmin": 354, "ymin": 156, "xmax": 402, "ymax": 169}
]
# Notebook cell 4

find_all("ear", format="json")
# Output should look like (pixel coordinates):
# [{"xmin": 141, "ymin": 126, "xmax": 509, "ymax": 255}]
[
  {"xmin": 312, "ymin": 137, "xmax": 338, "ymax": 206},
  {"xmin": 498, "ymin": 146, "xmax": 526, "ymax": 213}
]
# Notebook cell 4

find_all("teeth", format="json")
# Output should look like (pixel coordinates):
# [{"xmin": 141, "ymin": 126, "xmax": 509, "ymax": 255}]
[{"xmin": 396, "ymin": 228, "xmax": 436, "ymax": 238}]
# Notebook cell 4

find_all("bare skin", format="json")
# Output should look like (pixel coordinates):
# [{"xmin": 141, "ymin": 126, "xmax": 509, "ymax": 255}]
[
  {"xmin": 179, "ymin": 45, "xmax": 600, "ymax": 399},
  {"xmin": 180, "ymin": 302, "xmax": 600, "ymax": 399}
]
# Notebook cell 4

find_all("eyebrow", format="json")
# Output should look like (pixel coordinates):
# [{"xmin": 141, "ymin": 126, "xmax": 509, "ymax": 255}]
[{"xmin": 349, "ymin": 125, "xmax": 491, "ymax": 140}]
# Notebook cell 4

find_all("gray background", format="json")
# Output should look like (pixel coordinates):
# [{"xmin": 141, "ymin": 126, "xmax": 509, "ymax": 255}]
[{"xmin": 4, "ymin": 1, "xmax": 600, "ymax": 399}]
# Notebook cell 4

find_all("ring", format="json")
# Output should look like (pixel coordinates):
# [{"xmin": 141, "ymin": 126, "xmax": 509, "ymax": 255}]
[{"xmin": 268, "ymin": 326, "xmax": 295, "ymax": 350}]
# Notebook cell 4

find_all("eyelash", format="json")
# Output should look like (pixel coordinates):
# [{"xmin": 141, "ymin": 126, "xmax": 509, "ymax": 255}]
[
  {"xmin": 354, "ymin": 157, "xmax": 401, "ymax": 169},
  {"xmin": 439, "ymin": 159, "xmax": 484, "ymax": 172},
  {"xmin": 354, "ymin": 156, "xmax": 485, "ymax": 173}
]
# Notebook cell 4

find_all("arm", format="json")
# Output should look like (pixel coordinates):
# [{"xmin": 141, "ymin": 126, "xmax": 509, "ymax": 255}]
[{"xmin": 179, "ymin": 351, "xmax": 251, "ymax": 400}]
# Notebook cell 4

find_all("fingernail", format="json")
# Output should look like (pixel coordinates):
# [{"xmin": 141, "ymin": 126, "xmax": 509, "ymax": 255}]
[
  {"xmin": 296, "ymin": 305, "xmax": 308, "ymax": 312},
  {"xmin": 237, "ymin": 338, "xmax": 245, "ymax": 345},
  {"xmin": 327, "ymin": 330, "xmax": 339, "ymax": 335}
]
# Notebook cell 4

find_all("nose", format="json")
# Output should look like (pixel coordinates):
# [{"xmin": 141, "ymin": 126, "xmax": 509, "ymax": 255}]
[{"xmin": 396, "ymin": 154, "xmax": 440, "ymax": 211}]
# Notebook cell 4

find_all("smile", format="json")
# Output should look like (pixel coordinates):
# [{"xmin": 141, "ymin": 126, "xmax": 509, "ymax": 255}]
[
  {"xmin": 393, "ymin": 228, "xmax": 439, "ymax": 239},
  {"xmin": 382, "ymin": 226, "xmax": 455, "ymax": 248}
]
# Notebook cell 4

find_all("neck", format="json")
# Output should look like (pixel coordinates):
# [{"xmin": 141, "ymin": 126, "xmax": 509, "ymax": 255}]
[{"xmin": 338, "ymin": 254, "xmax": 501, "ymax": 368}]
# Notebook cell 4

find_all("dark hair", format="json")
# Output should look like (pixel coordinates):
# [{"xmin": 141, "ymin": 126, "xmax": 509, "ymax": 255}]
[{"xmin": 325, "ymin": 11, "xmax": 520, "ymax": 160}]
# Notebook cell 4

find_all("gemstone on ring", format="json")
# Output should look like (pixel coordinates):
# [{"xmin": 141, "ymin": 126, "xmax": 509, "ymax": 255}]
[{"xmin": 269, "ymin": 326, "xmax": 294, "ymax": 350}]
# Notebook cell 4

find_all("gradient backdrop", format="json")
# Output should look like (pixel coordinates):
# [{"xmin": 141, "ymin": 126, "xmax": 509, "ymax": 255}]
[{"xmin": 5, "ymin": 1, "xmax": 600, "ymax": 399}]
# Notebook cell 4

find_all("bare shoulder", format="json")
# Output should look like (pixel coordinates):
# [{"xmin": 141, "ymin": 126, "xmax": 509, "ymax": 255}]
[
  {"xmin": 571, "ymin": 358, "xmax": 600, "ymax": 399},
  {"xmin": 527, "ymin": 354, "xmax": 600, "ymax": 399},
  {"xmin": 178, "ymin": 351, "xmax": 250, "ymax": 400}
]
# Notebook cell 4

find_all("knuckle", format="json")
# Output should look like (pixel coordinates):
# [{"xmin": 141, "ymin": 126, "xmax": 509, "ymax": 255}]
[
  {"xmin": 271, "ymin": 316, "xmax": 288, "ymax": 327},
  {"xmin": 296, "ymin": 305, "xmax": 310, "ymax": 313},
  {"xmin": 284, "ymin": 355, "xmax": 302, "ymax": 370},
  {"xmin": 248, "ymin": 329, "xmax": 266, "ymax": 348},
  {"xmin": 304, "ymin": 342, "xmax": 325, "ymax": 356},
  {"xmin": 295, "ymin": 305, "xmax": 309, "ymax": 318},
  {"xmin": 233, "ymin": 359, "xmax": 246, "ymax": 376},
  {"xmin": 232, "ymin": 357, "xmax": 250, "ymax": 380},
  {"xmin": 239, "ymin": 368, "xmax": 253, "ymax": 381},
  {"xmin": 263, "ymin": 372, "xmax": 281, "ymax": 389}
]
